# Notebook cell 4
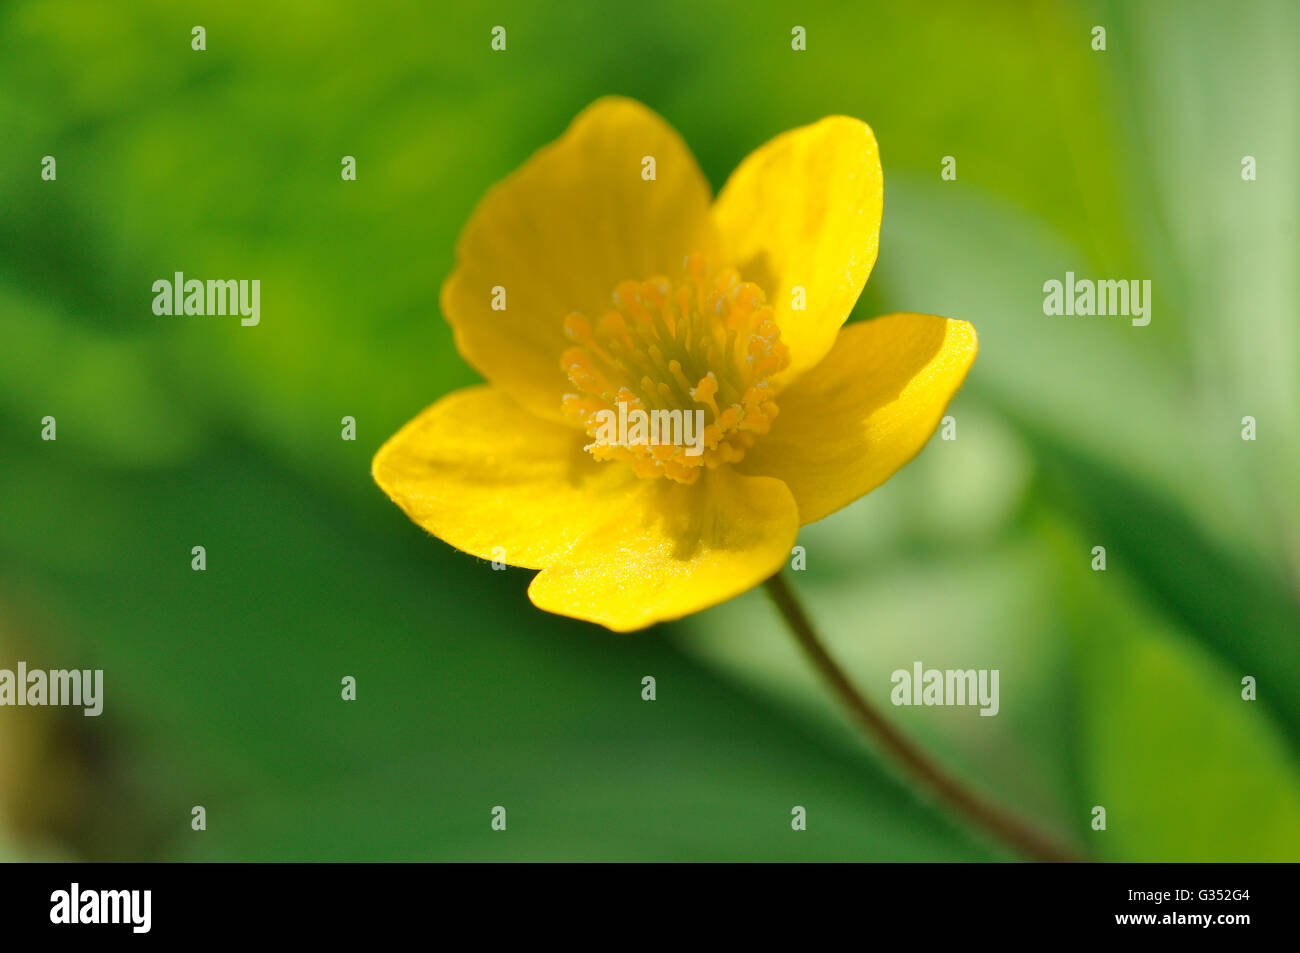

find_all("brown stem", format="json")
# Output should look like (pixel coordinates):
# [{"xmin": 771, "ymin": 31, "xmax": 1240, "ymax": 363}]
[{"xmin": 764, "ymin": 571, "xmax": 1082, "ymax": 863}]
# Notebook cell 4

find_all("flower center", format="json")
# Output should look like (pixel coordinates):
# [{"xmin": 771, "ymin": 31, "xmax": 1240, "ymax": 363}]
[{"xmin": 560, "ymin": 254, "xmax": 789, "ymax": 484}]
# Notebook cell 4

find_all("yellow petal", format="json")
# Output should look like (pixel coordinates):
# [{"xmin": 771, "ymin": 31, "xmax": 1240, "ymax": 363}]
[
  {"xmin": 739, "ymin": 314, "xmax": 977, "ymax": 525},
  {"xmin": 528, "ymin": 468, "xmax": 798, "ymax": 632},
  {"xmin": 712, "ymin": 116, "xmax": 883, "ymax": 381},
  {"xmin": 372, "ymin": 385, "xmax": 640, "ymax": 570},
  {"xmin": 442, "ymin": 97, "xmax": 718, "ymax": 422}
]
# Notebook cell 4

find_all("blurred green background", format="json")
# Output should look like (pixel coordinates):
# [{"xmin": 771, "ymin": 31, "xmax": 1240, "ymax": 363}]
[{"xmin": 2, "ymin": 0, "xmax": 1298, "ymax": 861}]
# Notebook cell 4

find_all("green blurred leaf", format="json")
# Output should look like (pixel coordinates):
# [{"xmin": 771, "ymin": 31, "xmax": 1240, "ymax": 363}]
[{"xmin": 1059, "ymin": 531, "xmax": 1300, "ymax": 861}]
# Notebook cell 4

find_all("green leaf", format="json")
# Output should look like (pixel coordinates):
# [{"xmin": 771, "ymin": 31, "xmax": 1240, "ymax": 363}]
[{"xmin": 1061, "ymin": 543, "xmax": 1300, "ymax": 861}]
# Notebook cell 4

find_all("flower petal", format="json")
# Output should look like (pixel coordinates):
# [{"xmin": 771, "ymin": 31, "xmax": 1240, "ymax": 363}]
[
  {"xmin": 712, "ymin": 116, "xmax": 883, "ymax": 381},
  {"xmin": 372, "ymin": 385, "xmax": 640, "ymax": 570},
  {"xmin": 739, "ymin": 314, "xmax": 977, "ymax": 525},
  {"xmin": 442, "ymin": 97, "xmax": 718, "ymax": 422},
  {"xmin": 527, "ymin": 468, "xmax": 798, "ymax": 632}
]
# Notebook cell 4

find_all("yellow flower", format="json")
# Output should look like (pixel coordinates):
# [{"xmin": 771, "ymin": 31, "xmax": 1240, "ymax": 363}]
[{"xmin": 374, "ymin": 97, "xmax": 976, "ymax": 632}]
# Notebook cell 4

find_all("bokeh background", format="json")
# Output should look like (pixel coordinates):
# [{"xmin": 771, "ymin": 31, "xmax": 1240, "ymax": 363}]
[{"xmin": 2, "ymin": 0, "xmax": 1298, "ymax": 861}]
